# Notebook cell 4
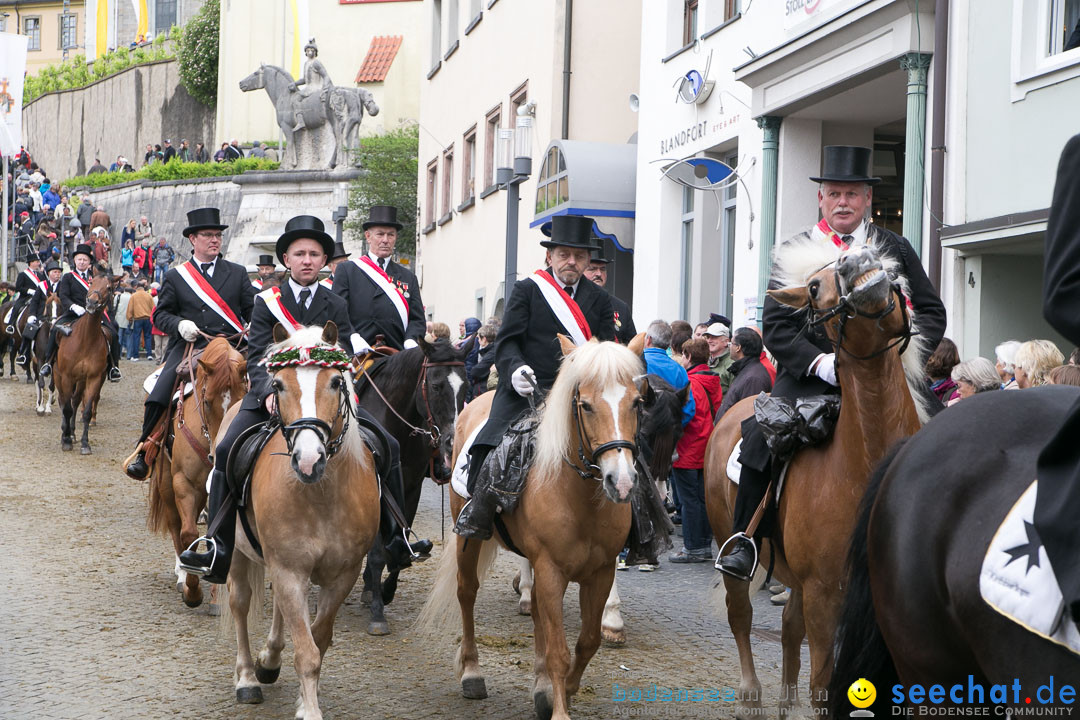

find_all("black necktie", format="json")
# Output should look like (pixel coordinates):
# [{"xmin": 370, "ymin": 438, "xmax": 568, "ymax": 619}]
[
  {"xmin": 378, "ymin": 257, "xmax": 386, "ymax": 270},
  {"xmin": 200, "ymin": 262, "xmax": 213, "ymax": 277},
  {"xmin": 841, "ymin": 235, "xmax": 853, "ymax": 245},
  {"xmin": 564, "ymin": 285, "xmax": 573, "ymax": 298},
  {"xmin": 297, "ymin": 288, "xmax": 311, "ymax": 323}
]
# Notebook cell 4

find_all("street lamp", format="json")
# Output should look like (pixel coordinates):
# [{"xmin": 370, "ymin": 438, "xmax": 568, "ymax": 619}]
[{"xmin": 497, "ymin": 102, "xmax": 536, "ymax": 297}]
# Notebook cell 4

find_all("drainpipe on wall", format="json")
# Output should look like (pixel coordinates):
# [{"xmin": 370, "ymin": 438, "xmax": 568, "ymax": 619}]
[
  {"xmin": 561, "ymin": 0, "xmax": 572, "ymax": 140},
  {"xmin": 928, "ymin": 0, "xmax": 949, "ymax": 290},
  {"xmin": 756, "ymin": 116, "xmax": 782, "ymax": 310}
]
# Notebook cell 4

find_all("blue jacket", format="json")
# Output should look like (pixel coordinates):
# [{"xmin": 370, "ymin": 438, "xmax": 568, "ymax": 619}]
[{"xmin": 643, "ymin": 347, "xmax": 696, "ymax": 425}]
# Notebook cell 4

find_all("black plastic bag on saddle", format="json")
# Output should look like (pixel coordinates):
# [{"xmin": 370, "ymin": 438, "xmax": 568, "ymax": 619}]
[
  {"xmin": 624, "ymin": 461, "xmax": 675, "ymax": 566},
  {"xmin": 753, "ymin": 394, "xmax": 841, "ymax": 464}
]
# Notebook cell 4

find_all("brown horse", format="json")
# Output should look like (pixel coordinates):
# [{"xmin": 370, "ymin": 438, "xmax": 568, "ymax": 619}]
[
  {"xmin": 147, "ymin": 337, "xmax": 246, "ymax": 609},
  {"xmin": 222, "ymin": 323, "xmax": 380, "ymax": 719},
  {"xmin": 0, "ymin": 298, "xmax": 23, "ymax": 380},
  {"xmin": 704, "ymin": 242, "xmax": 928, "ymax": 714},
  {"xmin": 33, "ymin": 293, "xmax": 62, "ymax": 415},
  {"xmin": 417, "ymin": 337, "xmax": 644, "ymax": 720},
  {"xmin": 55, "ymin": 271, "xmax": 113, "ymax": 454}
]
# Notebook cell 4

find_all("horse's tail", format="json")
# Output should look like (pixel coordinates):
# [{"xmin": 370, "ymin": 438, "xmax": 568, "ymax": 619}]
[
  {"xmin": 145, "ymin": 450, "xmax": 171, "ymax": 535},
  {"xmin": 413, "ymin": 535, "xmax": 499, "ymax": 639},
  {"xmin": 828, "ymin": 439, "xmax": 905, "ymax": 715}
]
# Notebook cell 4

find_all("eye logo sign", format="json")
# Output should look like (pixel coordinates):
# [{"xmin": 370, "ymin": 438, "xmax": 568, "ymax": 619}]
[{"xmin": 848, "ymin": 678, "xmax": 877, "ymax": 717}]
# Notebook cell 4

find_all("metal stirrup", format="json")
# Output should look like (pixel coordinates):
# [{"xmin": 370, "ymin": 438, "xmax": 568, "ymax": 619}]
[
  {"xmin": 178, "ymin": 536, "xmax": 219, "ymax": 576},
  {"xmin": 715, "ymin": 532, "xmax": 759, "ymax": 577}
]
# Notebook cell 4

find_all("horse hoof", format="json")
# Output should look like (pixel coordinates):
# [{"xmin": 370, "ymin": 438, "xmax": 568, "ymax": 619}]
[
  {"xmin": 183, "ymin": 593, "xmax": 203, "ymax": 608},
  {"xmin": 36, "ymin": 409, "xmax": 44, "ymax": 417},
  {"xmin": 518, "ymin": 600, "xmax": 531, "ymax": 616},
  {"xmin": 461, "ymin": 676, "xmax": 488, "ymax": 700},
  {"xmin": 512, "ymin": 571, "xmax": 522, "ymax": 595},
  {"xmin": 367, "ymin": 620, "xmax": 390, "ymax": 636},
  {"xmin": 61, "ymin": 442, "xmax": 72, "ymax": 452},
  {"xmin": 602, "ymin": 627, "xmax": 626, "ymax": 647},
  {"xmin": 236, "ymin": 685, "xmax": 263, "ymax": 704},
  {"xmin": 80, "ymin": 446, "xmax": 92, "ymax": 455},
  {"xmin": 25, "ymin": 376, "xmax": 33, "ymax": 384},
  {"xmin": 533, "ymin": 688, "xmax": 554, "ymax": 720},
  {"xmin": 255, "ymin": 660, "xmax": 281, "ymax": 684}
]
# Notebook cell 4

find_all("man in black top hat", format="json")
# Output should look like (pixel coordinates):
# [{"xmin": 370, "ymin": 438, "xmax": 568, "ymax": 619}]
[
  {"xmin": 16, "ymin": 258, "xmax": 61, "ymax": 367},
  {"xmin": 321, "ymin": 241, "xmax": 350, "ymax": 289},
  {"xmin": 584, "ymin": 250, "xmax": 637, "ymax": 345},
  {"xmin": 456, "ymin": 214, "xmax": 616, "ymax": 538},
  {"xmin": 718, "ymin": 145, "xmax": 946, "ymax": 580},
  {"xmin": 39, "ymin": 243, "xmax": 123, "ymax": 383},
  {"xmin": 179, "ymin": 215, "xmax": 429, "ymax": 582},
  {"xmin": 332, "ymin": 205, "xmax": 425, "ymax": 351},
  {"xmin": 124, "ymin": 208, "xmax": 256, "ymax": 480},
  {"xmin": 7, "ymin": 251, "xmax": 46, "ymax": 335},
  {"xmin": 251, "ymin": 254, "xmax": 277, "ymax": 290}
]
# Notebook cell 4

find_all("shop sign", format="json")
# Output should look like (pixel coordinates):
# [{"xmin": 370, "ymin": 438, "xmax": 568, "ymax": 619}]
[{"xmin": 783, "ymin": 0, "xmax": 861, "ymax": 32}]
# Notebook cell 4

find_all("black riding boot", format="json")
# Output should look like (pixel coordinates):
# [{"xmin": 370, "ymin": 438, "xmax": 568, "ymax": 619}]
[
  {"xmin": 125, "ymin": 402, "xmax": 166, "ymax": 480},
  {"xmin": 718, "ymin": 463, "xmax": 771, "ymax": 581},
  {"xmin": 107, "ymin": 335, "xmax": 122, "ymax": 382},
  {"xmin": 178, "ymin": 469, "xmax": 235, "ymax": 584},
  {"xmin": 380, "ymin": 455, "xmax": 432, "ymax": 573},
  {"xmin": 455, "ymin": 445, "xmax": 496, "ymax": 540},
  {"xmin": 15, "ymin": 324, "xmax": 37, "ymax": 366},
  {"xmin": 38, "ymin": 326, "xmax": 62, "ymax": 376}
]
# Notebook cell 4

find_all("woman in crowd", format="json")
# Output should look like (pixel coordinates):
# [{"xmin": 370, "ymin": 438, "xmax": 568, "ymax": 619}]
[
  {"xmin": 1015, "ymin": 339, "xmax": 1065, "ymax": 388},
  {"xmin": 1048, "ymin": 364, "xmax": 1080, "ymax": 387},
  {"xmin": 949, "ymin": 357, "xmax": 1002, "ymax": 404},
  {"xmin": 926, "ymin": 337, "xmax": 961, "ymax": 405},
  {"xmin": 120, "ymin": 239, "xmax": 135, "ymax": 274},
  {"xmin": 995, "ymin": 340, "xmax": 1022, "ymax": 389}
]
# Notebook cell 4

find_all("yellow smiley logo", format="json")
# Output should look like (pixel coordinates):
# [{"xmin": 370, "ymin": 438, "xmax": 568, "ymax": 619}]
[{"xmin": 847, "ymin": 678, "xmax": 876, "ymax": 709}]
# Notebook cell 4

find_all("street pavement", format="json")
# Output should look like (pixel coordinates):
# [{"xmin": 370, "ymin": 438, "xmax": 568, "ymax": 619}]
[{"xmin": 0, "ymin": 359, "xmax": 806, "ymax": 719}]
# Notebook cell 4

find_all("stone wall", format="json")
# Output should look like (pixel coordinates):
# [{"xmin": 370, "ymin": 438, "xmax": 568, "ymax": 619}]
[{"xmin": 22, "ymin": 59, "xmax": 216, "ymax": 182}]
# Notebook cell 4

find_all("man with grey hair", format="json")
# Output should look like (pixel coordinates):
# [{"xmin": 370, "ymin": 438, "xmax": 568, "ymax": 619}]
[
  {"xmin": 994, "ymin": 340, "xmax": 1022, "ymax": 389},
  {"xmin": 643, "ymin": 319, "xmax": 695, "ymax": 426},
  {"xmin": 950, "ymin": 357, "xmax": 1002, "ymax": 400}
]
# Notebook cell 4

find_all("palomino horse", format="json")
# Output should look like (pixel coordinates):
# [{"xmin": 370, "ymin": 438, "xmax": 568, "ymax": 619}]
[
  {"xmin": 704, "ymin": 242, "xmax": 928, "ymax": 714},
  {"xmin": 33, "ymin": 293, "xmax": 61, "ymax": 415},
  {"xmin": 55, "ymin": 270, "xmax": 113, "ymax": 454},
  {"xmin": 355, "ymin": 337, "xmax": 472, "ymax": 636},
  {"xmin": 147, "ymin": 337, "xmax": 246, "ymax": 609},
  {"xmin": 829, "ymin": 386, "xmax": 1080, "ymax": 711},
  {"xmin": 224, "ymin": 323, "xmax": 380, "ymax": 720},
  {"xmin": 417, "ymin": 337, "xmax": 645, "ymax": 720}
]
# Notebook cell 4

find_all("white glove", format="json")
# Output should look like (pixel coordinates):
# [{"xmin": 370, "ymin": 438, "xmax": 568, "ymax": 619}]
[
  {"xmin": 178, "ymin": 319, "xmax": 199, "ymax": 342},
  {"xmin": 511, "ymin": 364, "xmax": 537, "ymax": 397},
  {"xmin": 350, "ymin": 333, "xmax": 372, "ymax": 356},
  {"xmin": 814, "ymin": 353, "xmax": 838, "ymax": 386},
  {"xmin": 403, "ymin": 339, "xmax": 418, "ymax": 350},
  {"xmin": 70, "ymin": 304, "xmax": 85, "ymax": 316},
  {"xmin": 26, "ymin": 316, "xmax": 37, "ymax": 325}
]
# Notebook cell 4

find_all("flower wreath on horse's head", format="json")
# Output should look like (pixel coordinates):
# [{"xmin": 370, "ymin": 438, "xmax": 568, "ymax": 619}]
[{"xmin": 263, "ymin": 345, "xmax": 351, "ymax": 370}]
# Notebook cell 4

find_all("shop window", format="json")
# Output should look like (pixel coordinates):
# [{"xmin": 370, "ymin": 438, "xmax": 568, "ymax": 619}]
[
  {"xmin": 683, "ymin": 0, "xmax": 698, "ymax": 46},
  {"xmin": 680, "ymin": 186, "xmax": 695, "ymax": 321},
  {"xmin": 425, "ymin": 160, "xmax": 438, "ymax": 229},
  {"xmin": 535, "ymin": 146, "xmax": 569, "ymax": 215},
  {"xmin": 24, "ymin": 17, "xmax": 41, "ymax": 51},
  {"xmin": 483, "ymin": 105, "xmax": 501, "ymax": 192},
  {"xmin": 462, "ymin": 127, "xmax": 477, "ymax": 205},
  {"xmin": 719, "ymin": 151, "xmax": 738, "ymax": 319},
  {"xmin": 1049, "ymin": 0, "xmax": 1080, "ymax": 54},
  {"xmin": 441, "ymin": 146, "xmax": 455, "ymax": 221}
]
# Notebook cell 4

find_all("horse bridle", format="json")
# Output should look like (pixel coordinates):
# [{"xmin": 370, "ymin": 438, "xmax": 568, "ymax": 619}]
[
  {"xmin": 360, "ymin": 357, "xmax": 465, "ymax": 450},
  {"xmin": 274, "ymin": 369, "xmax": 353, "ymax": 461},
  {"xmin": 564, "ymin": 386, "xmax": 640, "ymax": 481}
]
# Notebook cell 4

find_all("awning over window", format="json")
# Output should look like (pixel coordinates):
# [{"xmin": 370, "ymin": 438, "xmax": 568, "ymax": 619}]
[{"xmin": 530, "ymin": 140, "xmax": 637, "ymax": 250}]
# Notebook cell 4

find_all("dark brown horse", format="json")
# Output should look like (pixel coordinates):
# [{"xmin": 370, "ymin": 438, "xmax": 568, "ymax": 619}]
[
  {"xmin": 0, "ymin": 298, "xmax": 24, "ymax": 380},
  {"xmin": 33, "ymin": 293, "xmax": 62, "ymax": 415},
  {"xmin": 55, "ymin": 271, "xmax": 112, "ymax": 454}
]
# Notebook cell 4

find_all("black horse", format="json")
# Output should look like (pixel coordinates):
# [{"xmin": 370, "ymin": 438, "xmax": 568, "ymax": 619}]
[
  {"xmin": 830, "ymin": 385, "xmax": 1080, "ymax": 714},
  {"xmin": 355, "ymin": 337, "xmax": 474, "ymax": 635}
]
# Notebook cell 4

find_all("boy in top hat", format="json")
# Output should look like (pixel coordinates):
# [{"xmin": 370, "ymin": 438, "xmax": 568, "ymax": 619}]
[
  {"xmin": 583, "ymin": 250, "xmax": 637, "ymax": 345},
  {"xmin": 124, "ymin": 207, "xmax": 256, "ymax": 480},
  {"xmin": 39, "ymin": 244, "xmax": 124, "ymax": 382},
  {"xmin": 17, "ymin": 259, "xmax": 63, "ymax": 367},
  {"xmin": 251, "ymin": 254, "xmax": 277, "ymax": 290},
  {"xmin": 717, "ymin": 145, "xmax": 946, "ymax": 580},
  {"xmin": 179, "ymin": 215, "xmax": 429, "ymax": 582},
  {"xmin": 456, "ymin": 214, "xmax": 616, "ymax": 538},
  {"xmin": 332, "ymin": 205, "xmax": 426, "ymax": 351},
  {"xmin": 321, "ymin": 241, "xmax": 350, "ymax": 289}
]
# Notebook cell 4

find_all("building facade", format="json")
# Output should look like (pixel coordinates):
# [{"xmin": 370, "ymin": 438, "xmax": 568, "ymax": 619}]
[{"xmin": 0, "ymin": 0, "xmax": 86, "ymax": 76}]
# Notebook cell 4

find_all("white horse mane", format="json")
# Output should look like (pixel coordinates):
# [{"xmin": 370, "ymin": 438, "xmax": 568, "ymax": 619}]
[
  {"xmin": 532, "ymin": 340, "xmax": 644, "ymax": 485},
  {"xmin": 770, "ymin": 226, "xmax": 932, "ymax": 423}
]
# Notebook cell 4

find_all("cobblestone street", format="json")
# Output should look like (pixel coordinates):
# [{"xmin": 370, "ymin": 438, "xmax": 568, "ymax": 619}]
[{"xmin": 0, "ymin": 361, "xmax": 805, "ymax": 719}]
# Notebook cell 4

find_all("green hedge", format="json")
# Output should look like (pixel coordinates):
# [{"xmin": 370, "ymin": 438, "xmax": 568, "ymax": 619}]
[
  {"xmin": 62, "ymin": 157, "xmax": 280, "ymax": 189},
  {"xmin": 24, "ymin": 34, "xmax": 174, "ymax": 104}
]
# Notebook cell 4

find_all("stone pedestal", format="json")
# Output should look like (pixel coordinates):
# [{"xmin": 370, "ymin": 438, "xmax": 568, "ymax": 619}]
[{"xmin": 227, "ymin": 169, "xmax": 362, "ymax": 265}]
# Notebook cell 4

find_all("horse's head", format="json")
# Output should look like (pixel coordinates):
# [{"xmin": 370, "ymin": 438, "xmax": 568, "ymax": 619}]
[
  {"xmin": 534, "ymin": 336, "xmax": 644, "ymax": 503},
  {"xmin": 267, "ymin": 322, "xmax": 354, "ymax": 484},
  {"xmin": 770, "ymin": 242, "xmax": 913, "ymax": 362},
  {"xmin": 84, "ymin": 273, "xmax": 112, "ymax": 315},
  {"xmin": 637, "ymin": 374, "xmax": 689, "ymax": 483},
  {"xmin": 46, "ymin": 293, "xmax": 60, "ymax": 322},
  {"xmin": 239, "ymin": 65, "xmax": 266, "ymax": 92},
  {"xmin": 417, "ymin": 336, "xmax": 472, "ymax": 467},
  {"xmin": 196, "ymin": 337, "xmax": 247, "ymax": 423}
]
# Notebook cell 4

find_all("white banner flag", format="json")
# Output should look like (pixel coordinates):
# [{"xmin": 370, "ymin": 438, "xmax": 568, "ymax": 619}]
[{"xmin": 0, "ymin": 32, "xmax": 29, "ymax": 157}]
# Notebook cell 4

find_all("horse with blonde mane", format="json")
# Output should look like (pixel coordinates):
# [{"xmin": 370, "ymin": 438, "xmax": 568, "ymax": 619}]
[
  {"xmin": 146, "ymin": 337, "xmax": 246, "ymax": 609},
  {"xmin": 417, "ymin": 336, "xmax": 645, "ymax": 720},
  {"xmin": 221, "ymin": 323, "xmax": 380, "ymax": 720}
]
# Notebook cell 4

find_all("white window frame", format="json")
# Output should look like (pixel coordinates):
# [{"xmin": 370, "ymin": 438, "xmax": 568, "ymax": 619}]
[
  {"xmin": 679, "ymin": 185, "xmax": 695, "ymax": 322},
  {"xmin": 1011, "ymin": 0, "xmax": 1080, "ymax": 101}
]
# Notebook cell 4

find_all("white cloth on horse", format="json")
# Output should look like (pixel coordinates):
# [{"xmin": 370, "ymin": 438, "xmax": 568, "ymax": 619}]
[
  {"xmin": 726, "ymin": 439, "xmax": 792, "ymax": 501},
  {"xmin": 142, "ymin": 366, "xmax": 193, "ymax": 402},
  {"xmin": 450, "ymin": 419, "xmax": 487, "ymax": 500}
]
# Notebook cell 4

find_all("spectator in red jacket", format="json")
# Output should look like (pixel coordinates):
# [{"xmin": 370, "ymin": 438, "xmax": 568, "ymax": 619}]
[
  {"xmin": 670, "ymin": 338, "xmax": 722, "ymax": 563},
  {"xmin": 133, "ymin": 238, "xmax": 154, "ymax": 279}
]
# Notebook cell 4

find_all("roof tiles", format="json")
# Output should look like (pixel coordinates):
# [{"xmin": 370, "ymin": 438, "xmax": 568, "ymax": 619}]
[{"xmin": 355, "ymin": 35, "xmax": 403, "ymax": 83}]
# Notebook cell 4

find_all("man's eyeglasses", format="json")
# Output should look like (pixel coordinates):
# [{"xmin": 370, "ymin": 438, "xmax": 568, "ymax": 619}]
[{"xmin": 196, "ymin": 232, "xmax": 224, "ymax": 240}]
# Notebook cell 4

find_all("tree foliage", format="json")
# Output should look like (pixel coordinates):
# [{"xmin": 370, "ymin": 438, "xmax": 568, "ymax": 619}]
[
  {"xmin": 176, "ymin": 0, "xmax": 220, "ymax": 106},
  {"xmin": 347, "ymin": 124, "xmax": 419, "ymax": 257},
  {"xmin": 62, "ymin": 157, "xmax": 279, "ymax": 190}
]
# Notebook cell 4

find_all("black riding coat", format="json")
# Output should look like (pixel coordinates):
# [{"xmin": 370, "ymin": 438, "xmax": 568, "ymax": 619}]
[
  {"xmin": 332, "ymin": 258, "xmax": 426, "ymax": 350},
  {"xmin": 474, "ymin": 272, "xmax": 616, "ymax": 450},
  {"xmin": 609, "ymin": 292, "xmax": 637, "ymax": 346},
  {"xmin": 25, "ymin": 278, "xmax": 57, "ymax": 318},
  {"xmin": 14, "ymin": 267, "xmax": 46, "ymax": 299},
  {"xmin": 57, "ymin": 271, "xmax": 90, "ymax": 313}
]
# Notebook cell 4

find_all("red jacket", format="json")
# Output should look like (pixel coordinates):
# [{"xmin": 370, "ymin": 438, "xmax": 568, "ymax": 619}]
[
  {"xmin": 133, "ymin": 246, "xmax": 153, "ymax": 275},
  {"xmin": 674, "ymin": 365, "xmax": 722, "ymax": 469}
]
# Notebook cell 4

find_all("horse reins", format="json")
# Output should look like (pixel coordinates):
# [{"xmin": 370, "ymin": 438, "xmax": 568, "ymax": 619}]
[
  {"xmin": 807, "ymin": 264, "xmax": 916, "ymax": 362},
  {"xmin": 564, "ymin": 386, "xmax": 640, "ymax": 482}
]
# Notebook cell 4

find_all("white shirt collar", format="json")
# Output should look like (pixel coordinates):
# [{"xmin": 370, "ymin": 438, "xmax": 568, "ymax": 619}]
[
  {"xmin": 193, "ymin": 256, "xmax": 217, "ymax": 273},
  {"xmin": 826, "ymin": 219, "xmax": 869, "ymax": 246},
  {"xmin": 288, "ymin": 276, "xmax": 317, "ymax": 306},
  {"xmin": 369, "ymin": 251, "xmax": 391, "ymax": 269}
]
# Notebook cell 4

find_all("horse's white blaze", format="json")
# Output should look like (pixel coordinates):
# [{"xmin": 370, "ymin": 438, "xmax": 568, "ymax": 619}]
[
  {"xmin": 447, "ymin": 371, "xmax": 464, "ymax": 422},
  {"xmin": 220, "ymin": 390, "xmax": 231, "ymax": 417},
  {"xmin": 293, "ymin": 367, "xmax": 324, "ymax": 476},
  {"xmin": 601, "ymin": 383, "xmax": 635, "ymax": 501}
]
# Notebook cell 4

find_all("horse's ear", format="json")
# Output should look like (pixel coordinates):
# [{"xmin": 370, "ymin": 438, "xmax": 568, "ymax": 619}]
[
  {"xmin": 767, "ymin": 286, "xmax": 809, "ymax": 309},
  {"xmin": 635, "ymin": 374, "xmax": 654, "ymax": 404},
  {"xmin": 197, "ymin": 357, "xmax": 214, "ymax": 376},
  {"xmin": 417, "ymin": 335, "xmax": 433, "ymax": 355},
  {"xmin": 627, "ymin": 332, "xmax": 646, "ymax": 357},
  {"xmin": 322, "ymin": 321, "xmax": 339, "ymax": 345},
  {"xmin": 675, "ymin": 383, "xmax": 690, "ymax": 406},
  {"xmin": 557, "ymin": 333, "xmax": 576, "ymax": 357},
  {"xmin": 236, "ymin": 359, "xmax": 247, "ymax": 378},
  {"xmin": 272, "ymin": 323, "xmax": 289, "ymax": 343}
]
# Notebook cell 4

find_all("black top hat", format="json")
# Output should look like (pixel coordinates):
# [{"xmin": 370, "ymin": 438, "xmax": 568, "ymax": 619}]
[
  {"xmin": 362, "ymin": 205, "xmax": 404, "ymax": 231},
  {"xmin": 182, "ymin": 207, "xmax": 229, "ymax": 237},
  {"xmin": 24, "ymin": 250, "xmax": 41, "ymax": 264},
  {"xmin": 44, "ymin": 260, "xmax": 61, "ymax": 272},
  {"xmin": 72, "ymin": 243, "xmax": 94, "ymax": 261},
  {"xmin": 331, "ymin": 241, "xmax": 350, "ymax": 260},
  {"xmin": 588, "ymin": 249, "xmax": 612, "ymax": 265},
  {"xmin": 540, "ymin": 215, "xmax": 601, "ymax": 250},
  {"xmin": 256, "ymin": 254, "xmax": 276, "ymax": 267},
  {"xmin": 810, "ymin": 146, "xmax": 881, "ymax": 185},
  {"xmin": 275, "ymin": 215, "xmax": 335, "ymax": 263}
]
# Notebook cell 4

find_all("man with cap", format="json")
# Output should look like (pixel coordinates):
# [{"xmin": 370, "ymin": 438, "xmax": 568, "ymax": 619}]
[
  {"xmin": 162, "ymin": 139, "xmax": 176, "ymax": 164},
  {"xmin": 704, "ymin": 322, "xmax": 734, "ymax": 395},
  {"xmin": 251, "ymin": 254, "xmax": 278, "ymax": 290},
  {"xmin": 584, "ymin": 250, "xmax": 637, "ymax": 345},
  {"xmin": 456, "ymin": 214, "xmax": 616, "ymax": 538},
  {"xmin": 124, "ymin": 207, "xmax": 256, "ymax": 480},
  {"xmin": 7, "ymin": 251, "xmax": 47, "ymax": 336},
  {"xmin": 332, "ymin": 205, "xmax": 425, "ymax": 351},
  {"xmin": 717, "ymin": 145, "xmax": 946, "ymax": 580},
  {"xmin": 17, "ymin": 259, "xmax": 63, "ymax": 367},
  {"xmin": 179, "ymin": 215, "xmax": 429, "ymax": 582},
  {"xmin": 39, "ymin": 243, "xmax": 123, "ymax": 383},
  {"xmin": 320, "ymin": 241, "xmax": 350, "ymax": 289}
]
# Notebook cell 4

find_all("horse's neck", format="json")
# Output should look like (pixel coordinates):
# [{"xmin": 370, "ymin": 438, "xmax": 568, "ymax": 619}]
[
  {"xmin": 365, "ymin": 359, "xmax": 422, "ymax": 425},
  {"xmin": 266, "ymin": 68, "xmax": 293, "ymax": 106},
  {"xmin": 834, "ymin": 350, "xmax": 919, "ymax": 468}
]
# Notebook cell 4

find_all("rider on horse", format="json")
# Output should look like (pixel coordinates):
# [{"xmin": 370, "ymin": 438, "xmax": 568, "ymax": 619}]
[
  {"xmin": 124, "ymin": 208, "xmax": 256, "ymax": 480},
  {"xmin": 290, "ymin": 38, "xmax": 332, "ymax": 132},
  {"xmin": 39, "ymin": 243, "xmax": 123, "ymax": 383},
  {"xmin": 457, "ymin": 214, "xmax": 617, "ymax": 538},
  {"xmin": 321, "ymin": 241, "xmax": 350, "ymax": 289},
  {"xmin": 179, "ymin": 215, "xmax": 427, "ymax": 581},
  {"xmin": 7, "ymin": 251, "xmax": 46, "ymax": 336},
  {"xmin": 717, "ymin": 146, "xmax": 947, "ymax": 580},
  {"xmin": 16, "ymin": 259, "xmax": 61, "ymax": 367}
]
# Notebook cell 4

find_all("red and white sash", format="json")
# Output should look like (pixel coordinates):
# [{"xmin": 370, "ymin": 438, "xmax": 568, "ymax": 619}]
[
  {"xmin": 816, "ymin": 218, "xmax": 849, "ymax": 250},
  {"xmin": 24, "ymin": 269, "xmax": 48, "ymax": 295},
  {"xmin": 527, "ymin": 270, "xmax": 592, "ymax": 346},
  {"xmin": 175, "ymin": 260, "xmax": 245, "ymax": 333},
  {"xmin": 258, "ymin": 287, "xmax": 303, "ymax": 334},
  {"xmin": 69, "ymin": 270, "xmax": 91, "ymax": 292},
  {"xmin": 251, "ymin": 278, "xmax": 263, "ymax": 290},
  {"xmin": 319, "ymin": 276, "xmax": 334, "ymax": 289},
  {"xmin": 353, "ymin": 256, "xmax": 408, "ymax": 332}
]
